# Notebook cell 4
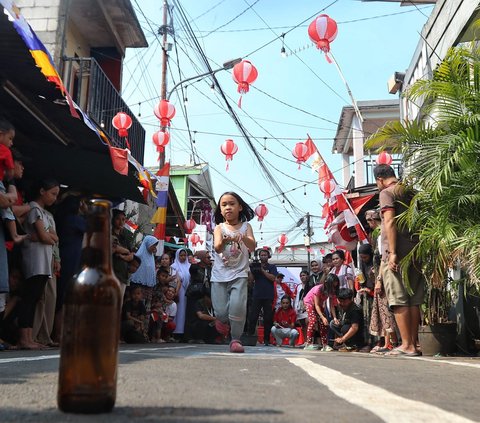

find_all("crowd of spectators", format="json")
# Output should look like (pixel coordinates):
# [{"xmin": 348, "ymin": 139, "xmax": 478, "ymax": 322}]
[{"xmin": 0, "ymin": 117, "xmax": 404, "ymax": 354}]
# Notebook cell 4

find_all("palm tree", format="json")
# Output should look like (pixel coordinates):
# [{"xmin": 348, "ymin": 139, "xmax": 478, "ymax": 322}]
[{"xmin": 365, "ymin": 42, "xmax": 480, "ymax": 295}]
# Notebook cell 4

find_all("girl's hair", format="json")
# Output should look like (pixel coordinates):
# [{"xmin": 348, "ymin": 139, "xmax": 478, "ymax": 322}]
[
  {"xmin": 280, "ymin": 295, "xmax": 292, "ymax": 307},
  {"xmin": 0, "ymin": 118, "xmax": 14, "ymax": 133},
  {"xmin": 300, "ymin": 270, "xmax": 309, "ymax": 277},
  {"xmin": 27, "ymin": 177, "xmax": 59, "ymax": 201},
  {"xmin": 213, "ymin": 191, "xmax": 255, "ymax": 224},
  {"xmin": 332, "ymin": 249, "xmax": 345, "ymax": 261},
  {"xmin": 324, "ymin": 273, "xmax": 340, "ymax": 296}
]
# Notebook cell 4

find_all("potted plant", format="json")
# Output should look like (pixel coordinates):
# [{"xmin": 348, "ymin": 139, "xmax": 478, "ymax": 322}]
[{"xmin": 417, "ymin": 270, "xmax": 457, "ymax": 356}]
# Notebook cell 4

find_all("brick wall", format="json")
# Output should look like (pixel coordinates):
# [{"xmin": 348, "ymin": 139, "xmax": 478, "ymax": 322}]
[{"xmin": 15, "ymin": 0, "xmax": 62, "ymax": 61}]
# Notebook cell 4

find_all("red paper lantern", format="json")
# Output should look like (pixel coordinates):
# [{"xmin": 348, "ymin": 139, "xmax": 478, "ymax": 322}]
[
  {"xmin": 183, "ymin": 218, "xmax": 197, "ymax": 234},
  {"xmin": 292, "ymin": 142, "xmax": 308, "ymax": 167},
  {"xmin": 319, "ymin": 179, "xmax": 336, "ymax": 195},
  {"xmin": 308, "ymin": 14, "xmax": 338, "ymax": 62},
  {"xmin": 112, "ymin": 112, "xmax": 132, "ymax": 137},
  {"xmin": 154, "ymin": 100, "xmax": 176, "ymax": 127},
  {"xmin": 377, "ymin": 151, "xmax": 393, "ymax": 165},
  {"xmin": 232, "ymin": 60, "xmax": 258, "ymax": 94},
  {"xmin": 220, "ymin": 139, "xmax": 238, "ymax": 170},
  {"xmin": 152, "ymin": 130, "xmax": 170, "ymax": 152},
  {"xmin": 255, "ymin": 204, "xmax": 268, "ymax": 222},
  {"xmin": 277, "ymin": 233, "xmax": 288, "ymax": 253},
  {"xmin": 189, "ymin": 233, "xmax": 201, "ymax": 247}
]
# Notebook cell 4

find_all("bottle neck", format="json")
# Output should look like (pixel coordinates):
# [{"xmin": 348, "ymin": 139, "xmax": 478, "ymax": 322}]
[{"xmin": 81, "ymin": 200, "xmax": 113, "ymax": 272}]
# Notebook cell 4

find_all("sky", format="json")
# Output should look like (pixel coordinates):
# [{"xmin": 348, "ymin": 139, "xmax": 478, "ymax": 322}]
[{"xmin": 122, "ymin": 0, "xmax": 434, "ymax": 250}]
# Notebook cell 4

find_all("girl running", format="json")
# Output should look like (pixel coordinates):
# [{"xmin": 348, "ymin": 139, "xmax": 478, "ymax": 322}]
[{"xmin": 211, "ymin": 192, "xmax": 255, "ymax": 353}]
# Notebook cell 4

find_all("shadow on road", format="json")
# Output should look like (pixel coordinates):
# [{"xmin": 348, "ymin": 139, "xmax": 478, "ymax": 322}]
[{"xmin": 0, "ymin": 406, "xmax": 283, "ymax": 422}]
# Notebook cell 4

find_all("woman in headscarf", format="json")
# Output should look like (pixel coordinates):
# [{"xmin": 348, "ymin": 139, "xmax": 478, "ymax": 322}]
[
  {"xmin": 329, "ymin": 249, "xmax": 354, "ymax": 290},
  {"xmin": 129, "ymin": 235, "xmax": 158, "ymax": 311},
  {"xmin": 171, "ymin": 248, "xmax": 190, "ymax": 339}
]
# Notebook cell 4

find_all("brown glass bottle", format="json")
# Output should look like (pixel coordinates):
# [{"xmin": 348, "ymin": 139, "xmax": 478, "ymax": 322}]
[{"xmin": 58, "ymin": 199, "xmax": 122, "ymax": 413}]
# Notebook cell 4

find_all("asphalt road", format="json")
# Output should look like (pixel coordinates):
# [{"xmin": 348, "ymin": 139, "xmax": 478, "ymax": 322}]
[{"xmin": 0, "ymin": 344, "xmax": 479, "ymax": 423}]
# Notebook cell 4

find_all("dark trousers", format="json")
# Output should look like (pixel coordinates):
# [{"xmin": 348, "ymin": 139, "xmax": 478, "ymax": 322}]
[
  {"xmin": 18, "ymin": 275, "xmax": 49, "ymax": 328},
  {"xmin": 329, "ymin": 320, "xmax": 362, "ymax": 348},
  {"xmin": 248, "ymin": 298, "xmax": 274, "ymax": 344},
  {"xmin": 191, "ymin": 320, "xmax": 220, "ymax": 343}
]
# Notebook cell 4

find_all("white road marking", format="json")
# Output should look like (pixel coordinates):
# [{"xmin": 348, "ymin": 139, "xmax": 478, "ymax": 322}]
[
  {"xmin": 0, "ymin": 354, "xmax": 59, "ymax": 364},
  {"xmin": 287, "ymin": 357, "xmax": 476, "ymax": 423},
  {"xmin": 409, "ymin": 356, "xmax": 480, "ymax": 369}
]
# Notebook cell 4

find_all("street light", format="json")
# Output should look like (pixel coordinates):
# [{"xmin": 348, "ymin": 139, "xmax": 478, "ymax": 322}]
[{"xmin": 166, "ymin": 57, "xmax": 242, "ymax": 100}]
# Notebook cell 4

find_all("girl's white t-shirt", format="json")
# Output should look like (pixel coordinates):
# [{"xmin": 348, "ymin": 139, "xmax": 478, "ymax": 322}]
[{"xmin": 211, "ymin": 222, "xmax": 250, "ymax": 282}]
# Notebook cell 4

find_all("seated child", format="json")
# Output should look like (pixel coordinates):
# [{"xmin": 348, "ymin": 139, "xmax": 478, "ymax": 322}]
[
  {"xmin": 190, "ymin": 286, "xmax": 221, "ymax": 344},
  {"xmin": 149, "ymin": 284, "xmax": 168, "ymax": 343},
  {"xmin": 156, "ymin": 267, "xmax": 170, "ymax": 287},
  {"xmin": 271, "ymin": 295, "xmax": 299, "ymax": 347},
  {"xmin": 121, "ymin": 286, "xmax": 148, "ymax": 343},
  {"xmin": 161, "ymin": 286, "xmax": 177, "ymax": 342}
]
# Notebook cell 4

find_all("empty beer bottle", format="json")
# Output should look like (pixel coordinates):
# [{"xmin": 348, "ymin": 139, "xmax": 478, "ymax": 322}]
[{"xmin": 58, "ymin": 199, "xmax": 122, "ymax": 413}]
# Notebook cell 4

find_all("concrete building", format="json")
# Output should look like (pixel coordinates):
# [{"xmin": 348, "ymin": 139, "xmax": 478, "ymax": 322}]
[
  {"xmin": 332, "ymin": 99, "xmax": 401, "ymax": 188},
  {"xmin": 14, "ymin": 0, "xmax": 148, "ymax": 164}
]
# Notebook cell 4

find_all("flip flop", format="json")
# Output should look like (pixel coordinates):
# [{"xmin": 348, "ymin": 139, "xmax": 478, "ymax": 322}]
[
  {"xmin": 385, "ymin": 347, "xmax": 420, "ymax": 357},
  {"xmin": 375, "ymin": 346, "xmax": 393, "ymax": 354}
]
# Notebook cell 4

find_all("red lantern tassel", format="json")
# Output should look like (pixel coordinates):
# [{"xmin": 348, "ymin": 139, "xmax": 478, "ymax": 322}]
[{"xmin": 238, "ymin": 95, "xmax": 243, "ymax": 109}]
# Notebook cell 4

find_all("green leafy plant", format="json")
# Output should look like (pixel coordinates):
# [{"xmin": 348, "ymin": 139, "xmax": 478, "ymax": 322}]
[{"xmin": 366, "ymin": 42, "xmax": 480, "ymax": 322}]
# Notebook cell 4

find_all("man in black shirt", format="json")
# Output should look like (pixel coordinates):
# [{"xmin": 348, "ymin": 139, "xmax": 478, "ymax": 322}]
[
  {"xmin": 330, "ymin": 288, "xmax": 364, "ymax": 351},
  {"xmin": 247, "ymin": 248, "xmax": 277, "ymax": 346}
]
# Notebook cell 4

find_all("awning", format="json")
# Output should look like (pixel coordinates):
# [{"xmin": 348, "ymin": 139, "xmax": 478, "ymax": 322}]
[{"xmin": 0, "ymin": 5, "xmax": 145, "ymax": 203}]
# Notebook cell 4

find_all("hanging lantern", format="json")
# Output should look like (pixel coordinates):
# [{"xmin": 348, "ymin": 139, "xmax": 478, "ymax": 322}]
[
  {"xmin": 232, "ymin": 60, "xmax": 258, "ymax": 108},
  {"xmin": 112, "ymin": 112, "xmax": 132, "ymax": 137},
  {"xmin": 319, "ymin": 179, "xmax": 336, "ymax": 196},
  {"xmin": 376, "ymin": 151, "xmax": 393, "ymax": 165},
  {"xmin": 255, "ymin": 204, "xmax": 268, "ymax": 222},
  {"xmin": 308, "ymin": 14, "xmax": 338, "ymax": 62},
  {"xmin": 189, "ymin": 233, "xmax": 201, "ymax": 247},
  {"xmin": 154, "ymin": 100, "xmax": 176, "ymax": 127},
  {"xmin": 112, "ymin": 112, "xmax": 133, "ymax": 149},
  {"xmin": 152, "ymin": 130, "xmax": 170, "ymax": 152},
  {"xmin": 255, "ymin": 203, "xmax": 268, "ymax": 229},
  {"xmin": 292, "ymin": 142, "xmax": 308, "ymax": 169},
  {"xmin": 277, "ymin": 233, "xmax": 288, "ymax": 253},
  {"xmin": 183, "ymin": 218, "xmax": 197, "ymax": 234},
  {"xmin": 232, "ymin": 60, "xmax": 258, "ymax": 93},
  {"xmin": 220, "ymin": 139, "xmax": 238, "ymax": 171}
]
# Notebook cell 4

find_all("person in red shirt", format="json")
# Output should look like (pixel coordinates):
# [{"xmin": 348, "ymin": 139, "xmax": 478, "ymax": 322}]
[
  {"xmin": 273, "ymin": 273, "xmax": 294, "ymax": 311},
  {"xmin": 271, "ymin": 295, "xmax": 298, "ymax": 347}
]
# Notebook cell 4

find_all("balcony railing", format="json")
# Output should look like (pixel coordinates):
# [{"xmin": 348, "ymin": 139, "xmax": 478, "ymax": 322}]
[
  {"xmin": 63, "ymin": 57, "xmax": 145, "ymax": 164},
  {"xmin": 364, "ymin": 158, "xmax": 403, "ymax": 185}
]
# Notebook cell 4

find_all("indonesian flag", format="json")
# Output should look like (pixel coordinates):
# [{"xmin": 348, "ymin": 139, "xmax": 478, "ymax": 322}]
[
  {"xmin": 124, "ymin": 220, "xmax": 138, "ymax": 233},
  {"xmin": 304, "ymin": 135, "xmax": 317, "ymax": 161},
  {"xmin": 315, "ymin": 152, "xmax": 370, "ymax": 248}
]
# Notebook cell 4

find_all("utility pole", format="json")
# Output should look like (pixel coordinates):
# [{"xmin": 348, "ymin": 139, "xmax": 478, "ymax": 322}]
[
  {"xmin": 158, "ymin": 0, "xmax": 169, "ymax": 169},
  {"xmin": 306, "ymin": 212, "xmax": 311, "ymax": 273}
]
